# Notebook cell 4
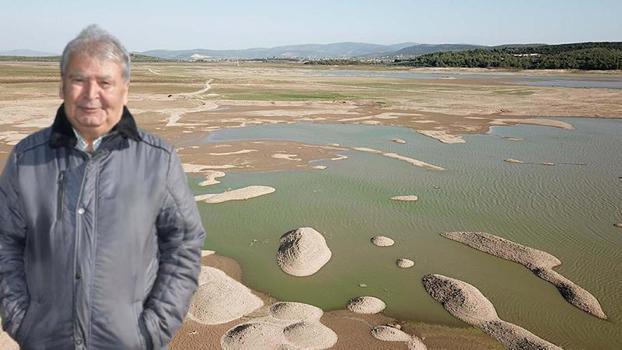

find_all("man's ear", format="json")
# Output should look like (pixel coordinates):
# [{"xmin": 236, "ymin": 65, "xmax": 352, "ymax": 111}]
[
  {"xmin": 58, "ymin": 81, "xmax": 64, "ymax": 100},
  {"xmin": 123, "ymin": 81, "xmax": 130, "ymax": 105}
]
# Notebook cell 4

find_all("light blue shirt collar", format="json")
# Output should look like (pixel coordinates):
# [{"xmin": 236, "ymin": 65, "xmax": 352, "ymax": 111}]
[{"xmin": 72, "ymin": 128, "xmax": 105, "ymax": 153}]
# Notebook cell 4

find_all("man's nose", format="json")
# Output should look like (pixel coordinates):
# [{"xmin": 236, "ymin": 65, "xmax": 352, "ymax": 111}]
[{"xmin": 83, "ymin": 80, "xmax": 100, "ymax": 100}]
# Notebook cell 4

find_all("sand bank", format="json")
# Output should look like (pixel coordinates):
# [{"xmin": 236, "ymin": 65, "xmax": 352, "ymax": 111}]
[
  {"xmin": 371, "ymin": 235, "xmax": 395, "ymax": 247},
  {"xmin": 490, "ymin": 118, "xmax": 574, "ymax": 130},
  {"xmin": 422, "ymin": 274, "xmax": 562, "ymax": 350},
  {"xmin": 441, "ymin": 231, "xmax": 607, "ymax": 319},
  {"xmin": 272, "ymin": 153, "xmax": 302, "ymax": 161},
  {"xmin": 195, "ymin": 185, "xmax": 276, "ymax": 204},
  {"xmin": 391, "ymin": 195, "xmax": 418, "ymax": 202},
  {"xmin": 276, "ymin": 227, "xmax": 332, "ymax": 277},
  {"xmin": 417, "ymin": 130, "xmax": 466, "ymax": 144},
  {"xmin": 353, "ymin": 147, "xmax": 445, "ymax": 171},
  {"xmin": 198, "ymin": 170, "xmax": 226, "ymax": 186}
]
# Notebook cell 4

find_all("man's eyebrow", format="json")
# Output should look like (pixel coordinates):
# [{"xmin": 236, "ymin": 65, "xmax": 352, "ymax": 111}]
[{"xmin": 66, "ymin": 72, "xmax": 114, "ymax": 80}]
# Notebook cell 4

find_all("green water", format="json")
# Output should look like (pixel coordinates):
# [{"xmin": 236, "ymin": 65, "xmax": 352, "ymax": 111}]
[{"xmin": 193, "ymin": 118, "xmax": 622, "ymax": 349}]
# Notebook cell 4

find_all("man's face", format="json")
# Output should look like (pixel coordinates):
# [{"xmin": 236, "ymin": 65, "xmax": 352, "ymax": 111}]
[{"xmin": 60, "ymin": 52, "xmax": 129, "ymax": 140}]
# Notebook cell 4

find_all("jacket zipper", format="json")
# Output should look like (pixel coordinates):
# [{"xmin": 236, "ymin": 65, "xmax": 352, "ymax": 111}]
[{"xmin": 57, "ymin": 171, "xmax": 65, "ymax": 220}]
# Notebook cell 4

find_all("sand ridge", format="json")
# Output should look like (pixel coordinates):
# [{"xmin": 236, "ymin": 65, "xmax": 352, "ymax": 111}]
[
  {"xmin": 422, "ymin": 274, "xmax": 563, "ymax": 350},
  {"xmin": 441, "ymin": 231, "xmax": 607, "ymax": 319},
  {"xmin": 194, "ymin": 185, "xmax": 276, "ymax": 204}
]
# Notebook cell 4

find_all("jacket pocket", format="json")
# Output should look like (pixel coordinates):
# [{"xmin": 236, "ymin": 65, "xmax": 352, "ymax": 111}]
[{"xmin": 14, "ymin": 300, "xmax": 39, "ymax": 345}]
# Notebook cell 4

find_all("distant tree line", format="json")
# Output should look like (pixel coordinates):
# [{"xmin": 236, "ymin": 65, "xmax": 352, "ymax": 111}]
[{"xmin": 394, "ymin": 42, "xmax": 622, "ymax": 70}]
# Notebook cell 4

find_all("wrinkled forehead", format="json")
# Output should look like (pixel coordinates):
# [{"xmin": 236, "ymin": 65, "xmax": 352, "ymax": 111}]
[{"xmin": 64, "ymin": 52, "xmax": 124, "ymax": 78}]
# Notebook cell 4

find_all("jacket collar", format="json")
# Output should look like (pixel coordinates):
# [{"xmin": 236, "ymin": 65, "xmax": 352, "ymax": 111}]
[{"xmin": 49, "ymin": 104, "xmax": 141, "ymax": 148}]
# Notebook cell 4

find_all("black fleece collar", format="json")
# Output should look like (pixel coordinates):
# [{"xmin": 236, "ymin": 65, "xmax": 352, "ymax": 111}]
[{"xmin": 49, "ymin": 104, "xmax": 141, "ymax": 148}]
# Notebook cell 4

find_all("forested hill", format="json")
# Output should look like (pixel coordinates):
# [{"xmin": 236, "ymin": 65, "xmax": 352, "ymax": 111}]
[{"xmin": 394, "ymin": 42, "xmax": 622, "ymax": 70}]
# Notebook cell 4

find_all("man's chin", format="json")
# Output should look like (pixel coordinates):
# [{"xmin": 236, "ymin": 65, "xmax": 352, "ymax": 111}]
[{"xmin": 75, "ymin": 114, "xmax": 106, "ymax": 127}]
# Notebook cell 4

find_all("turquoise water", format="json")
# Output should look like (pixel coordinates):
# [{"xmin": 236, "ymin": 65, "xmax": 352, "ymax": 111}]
[{"xmin": 194, "ymin": 118, "xmax": 622, "ymax": 349}]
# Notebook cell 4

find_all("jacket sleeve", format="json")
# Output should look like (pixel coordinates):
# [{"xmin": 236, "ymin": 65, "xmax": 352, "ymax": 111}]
[
  {"xmin": 0, "ymin": 151, "xmax": 29, "ymax": 339},
  {"xmin": 140, "ymin": 150, "xmax": 206, "ymax": 350}
]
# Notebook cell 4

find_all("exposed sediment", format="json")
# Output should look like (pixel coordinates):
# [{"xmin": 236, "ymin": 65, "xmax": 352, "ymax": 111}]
[
  {"xmin": 371, "ymin": 325, "xmax": 413, "ymax": 342},
  {"xmin": 391, "ymin": 195, "xmax": 418, "ymax": 202},
  {"xmin": 396, "ymin": 258, "xmax": 415, "ymax": 268},
  {"xmin": 371, "ymin": 235, "xmax": 395, "ymax": 247},
  {"xmin": 194, "ymin": 185, "xmax": 276, "ymax": 203},
  {"xmin": 422, "ymin": 274, "xmax": 563, "ymax": 350},
  {"xmin": 221, "ymin": 301, "xmax": 337, "ymax": 350},
  {"xmin": 441, "ymin": 231, "xmax": 607, "ymax": 319},
  {"xmin": 276, "ymin": 227, "xmax": 332, "ymax": 277},
  {"xmin": 346, "ymin": 296, "xmax": 386, "ymax": 314},
  {"xmin": 188, "ymin": 266, "xmax": 264, "ymax": 325}
]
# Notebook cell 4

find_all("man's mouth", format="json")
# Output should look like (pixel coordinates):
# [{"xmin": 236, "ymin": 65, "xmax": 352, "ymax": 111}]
[{"xmin": 80, "ymin": 106, "xmax": 101, "ymax": 113}]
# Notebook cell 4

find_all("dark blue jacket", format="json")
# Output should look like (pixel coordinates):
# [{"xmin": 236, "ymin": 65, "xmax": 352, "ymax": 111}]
[{"xmin": 0, "ymin": 105, "xmax": 206, "ymax": 349}]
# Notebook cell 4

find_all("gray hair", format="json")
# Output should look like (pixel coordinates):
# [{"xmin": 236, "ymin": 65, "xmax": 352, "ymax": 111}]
[{"xmin": 60, "ymin": 24, "xmax": 131, "ymax": 82}]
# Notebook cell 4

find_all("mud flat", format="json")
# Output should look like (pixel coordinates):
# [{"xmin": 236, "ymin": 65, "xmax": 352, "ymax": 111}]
[{"xmin": 441, "ymin": 231, "xmax": 607, "ymax": 319}]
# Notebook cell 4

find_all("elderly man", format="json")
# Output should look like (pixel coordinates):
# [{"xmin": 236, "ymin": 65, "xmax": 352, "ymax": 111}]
[{"xmin": 0, "ymin": 25, "xmax": 206, "ymax": 349}]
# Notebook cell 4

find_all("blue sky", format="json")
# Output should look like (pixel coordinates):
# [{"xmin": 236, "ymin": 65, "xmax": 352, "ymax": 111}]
[{"xmin": 1, "ymin": 0, "xmax": 620, "ymax": 53}]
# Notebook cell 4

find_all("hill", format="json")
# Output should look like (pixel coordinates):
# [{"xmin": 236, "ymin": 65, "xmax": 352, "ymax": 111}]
[{"xmin": 394, "ymin": 42, "xmax": 622, "ymax": 70}]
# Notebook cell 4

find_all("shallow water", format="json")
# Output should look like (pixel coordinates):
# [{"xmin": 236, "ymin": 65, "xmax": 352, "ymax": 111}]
[
  {"xmin": 194, "ymin": 118, "xmax": 622, "ymax": 349},
  {"xmin": 307, "ymin": 69, "xmax": 622, "ymax": 89}
]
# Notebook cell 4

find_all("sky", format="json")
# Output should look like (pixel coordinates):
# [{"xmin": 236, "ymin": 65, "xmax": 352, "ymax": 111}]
[{"xmin": 1, "ymin": 0, "xmax": 620, "ymax": 53}]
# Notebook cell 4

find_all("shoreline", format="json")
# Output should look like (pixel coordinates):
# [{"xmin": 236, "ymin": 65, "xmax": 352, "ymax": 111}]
[{"xmin": 170, "ymin": 252, "xmax": 502, "ymax": 350}]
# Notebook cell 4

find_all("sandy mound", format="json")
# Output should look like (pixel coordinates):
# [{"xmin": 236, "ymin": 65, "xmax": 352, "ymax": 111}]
[
  {"xmin": 615, "ymin": 223, "xmax": 622, "ymax": 228},
  {"xmin": 371, "ymin": 235, "xmax": 395, "ymax": 247},
  {"xmin": 396, "ymin": 258, "xmax": 415, "ymax": 268},
  {"xmin": 222, "ymin": 300, "xmax": 338, "ymax": 350},
  {"xmin": 392, "ymin": 138, "xmax": 407, "ymax": 144},
  {"xmin": 283, "ymin": 321, "xmax": 338, "ymax": 349},
  {"xmin": 504, "ymin": 158, "xmax": 524, "ymax": 164},
  {"xmin": 371, "ymin": 325, "xmax": 412, "ymax": 341},
  {"xmin": 270, "ymin": 302, "xmax": 324, "ymax": 322},
  {"xmin": 188, "ymin": 266, "xmax": 263, "ymax": 325},
  {"xmin": 221, "ymin": 322, "xmax": 287, "ymax": 350},
  {"xmin": 198, "ymin": 170, "xmax": 226, "ymax": 186},
  {"xmin": 276, "ymin": 227, "xmax": 332, "ymax": 277},
  {"xmin": 422, "ymin": 274, "xmax": 562, "ymax": 350},
  {"xmin": 407, "ymin": 336, "xmax": 428, "ymax": 350},
  {"xmin": 195, "ymin": 185, "xmax": 276, "ymax": 204},
  {"xmin": 391, "ymin": 195, "xmax": 418, "ymax": 202},
  {"xmin": 346, "ymin": 296, "xmax": 386, "ymax": 314},
  {"xmin": 417, "ymin": 130, "xmax": 466, "ymax": 144},
  {"xmin": 312, "ymin": 165, "xmax": 327, "ymax": 170},
  {"xmin": 441, "ymin": 231, "xmax": 607, "ymax": 319}
]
